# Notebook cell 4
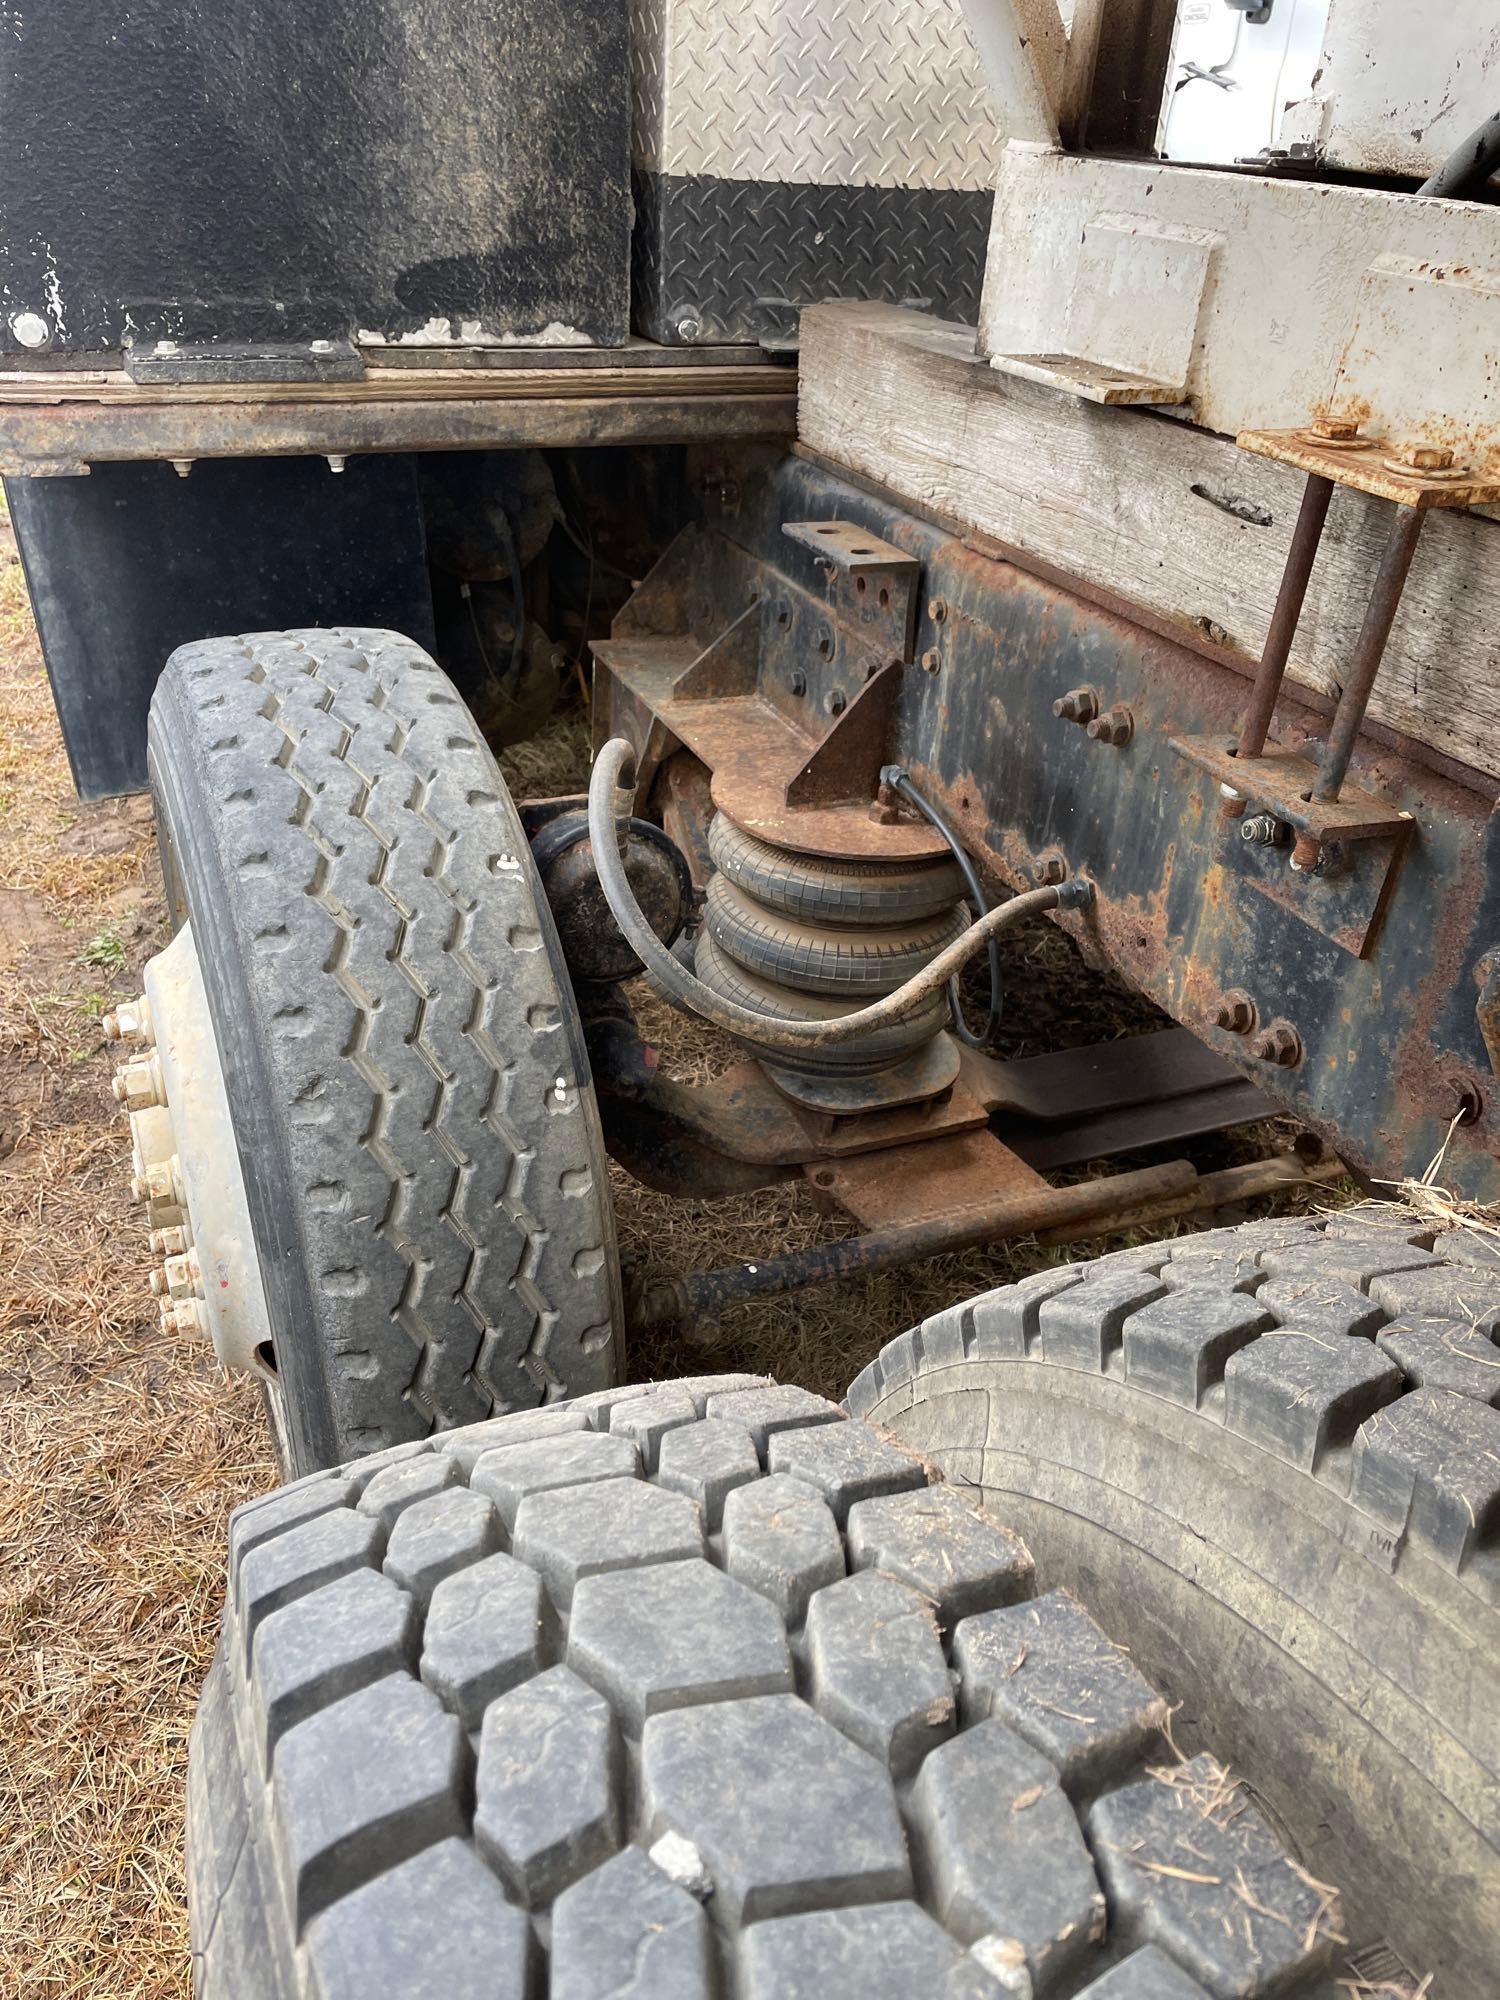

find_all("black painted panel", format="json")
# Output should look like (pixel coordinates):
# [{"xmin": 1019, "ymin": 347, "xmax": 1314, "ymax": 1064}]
[
  {"xmin": 632, "ymin": 170, "xmax": 992, "ymax": 346},
  {"xmin": 0, "ymin": 0, "xmax": 631, "ymax": 359},
  {"xmin": 9, "ymin": 455, "xmax": 434, "ymax": 798}
]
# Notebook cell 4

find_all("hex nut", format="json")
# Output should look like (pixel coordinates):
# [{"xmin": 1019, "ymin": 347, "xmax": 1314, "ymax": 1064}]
[
  {"xmin": 1250, "ymin": 1021, "xmax": 1303, "ymax": 1068},
  {"xmin": 1086, "ymin": 706, "xmax": 1134, "ymax": 748},
  {"xmin": 1212, "ymin": 991, "xmax": 1257, "ymax": 1035},
  {"xmin": 827, "ymin": 689, "xmax": 847, "ymax": 716},
  {"xmin": 112, "ymin": 1054, "xmax": 167, "ymax": 1111},
  {"xmin": 1033, "ymin": 851, "xmax": 1068, "ymax": 887},
  {"xmin": 788, "ymin": 670, "xmax": 807, "ymax": 697},
  {"xmin": 149, "ymin": 1226, "xmax": 189, "ymax": 1257},
  {"xmin": 103, "ymin": 997, "xmax": 153, "ymax": 1045},
  {"xmin": 921, "ymin": 649, "xmax": 942, "ymax": 675},
  {"xmin": 1051, "ymin": 687, "xmax": 1099, "ymax": 727},
  {"xmin": 927, "ymin": 598, "xmax": 948, "ymax": 624}
]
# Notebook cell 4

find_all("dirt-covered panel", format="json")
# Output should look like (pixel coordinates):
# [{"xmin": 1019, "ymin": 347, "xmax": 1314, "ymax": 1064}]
[{"xmin": 0, "ymin": 0, "xmax": 631, "ymax": 357}]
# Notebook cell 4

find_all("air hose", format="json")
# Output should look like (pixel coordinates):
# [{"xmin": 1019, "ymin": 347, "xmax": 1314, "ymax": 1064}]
[
  {"xmin": 586, "ymin": 737, "xmax": 1092, "ymax": 1053},
  {"xmin": 880, "ymin": 762, "xmax": 1002, "ymax": 1048}
]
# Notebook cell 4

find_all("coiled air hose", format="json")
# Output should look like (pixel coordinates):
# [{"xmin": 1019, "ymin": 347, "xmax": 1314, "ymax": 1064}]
[{"xmin": 586, "ymin": 736, "xmax": 1092, "ymax": 1054}]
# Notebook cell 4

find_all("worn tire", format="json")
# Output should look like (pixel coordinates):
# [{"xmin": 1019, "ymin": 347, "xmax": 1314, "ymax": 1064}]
[
  {"xmin": 707, "ymin": 811, "xmax": 965, "ymax": 925},
  {"xmin": 189, "ymin": 1375, "xmax": 1351, "ymax": 2000},
  {"xmin": 148, "ymin": 628, "xmax": 622, "ymax": 1475},
  {"xmin": 848, "ymin": 1206, "xmax": 1500, "ymax": 1998}
]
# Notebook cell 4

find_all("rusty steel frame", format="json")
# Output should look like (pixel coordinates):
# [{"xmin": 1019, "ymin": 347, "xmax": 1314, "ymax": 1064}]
[{"xmin": 591, "ymin": 444, "xmax": 1500, "ymax": 1205}]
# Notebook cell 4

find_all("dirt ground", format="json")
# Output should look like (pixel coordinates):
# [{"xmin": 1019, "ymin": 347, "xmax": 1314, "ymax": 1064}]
[{"xmin": 0, "ymin": 522, "xmax": 1341, "ymax": 1998}]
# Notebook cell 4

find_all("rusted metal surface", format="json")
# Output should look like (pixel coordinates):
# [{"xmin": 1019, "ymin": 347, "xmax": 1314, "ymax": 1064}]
[
  {"xmin": 0, "ymin": 358, "xmax": 795, "ymax": 472},
  {"xmin": 1171, "ymin": 739, "xmax": 1413, "ymax": 844},
  {"xmin": 591, "ymin": 1009, "xmax": 1270, "ymax": 1199},
  {"xmin": 628, "ymin": 1152, "xmax": 1335, "ymax": 1331},
  {"xmin": 1238, "ymin": 428, "xmax": 1500, "ymax": 510},
  {"xmin": 815, "ymin": 1127, "xmax": 1045, "ymax": 1230},
  {"xmin": 1237, "ymin": 473, "xmax": 1334, "ymax": 763},
  {"xmin": 622, "ymin": 448, "xmax": 1500, "ymax": 1201},
  {"xmin": 592, "ymin": 512, "xmax": 945, "ymax": 862}
]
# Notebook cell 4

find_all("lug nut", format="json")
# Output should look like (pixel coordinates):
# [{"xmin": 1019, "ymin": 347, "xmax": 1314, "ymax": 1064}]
[
  {"xmin": 164, "ymin": 1251, "xmax": 200, "ymax": 1299},
  {"xmin": 1250, "ymin": 1020, "xmax": 1303, "ymax": 1068},
  {"xmin": 1086, "ymin": 705, "xmax": 1134, "ymax": 747},
  {"xmin": 102, "ymin": 996, "xmax": 153, "ymax": 1045},
  {"xmin": 1033, "ymin": 850, "xmax": 1068, "ymax": 887},
  {"xmin": 1052, "ymin": 686, "xmax": 1100, "ymax": 726},
  {"xmin": 149, "ymin": 1226, "xmax": 189, "ymax": 1257},
  {"xmin": 135, "ymin": 1155, "xmax": 188, "ymax": 1209},
  {"xmin": 111, "ymin": 1053, "xmax": 167, "ymax": 1111},
  {"xmin": 1212, "ymin": 989, "xmax": 1257, "ymax": 1035},
  {"xmin": 160, "ymin": 1297, "xmax": 207, "ymax": 1336}
]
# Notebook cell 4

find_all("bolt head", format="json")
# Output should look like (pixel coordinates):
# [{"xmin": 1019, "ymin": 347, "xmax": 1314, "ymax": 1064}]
[
  {"xmin": 928, "ymin": 597, "xmax": 948, "ymax": 623},
  {"xmin": 148, "ymin": 1267, "xmax": 168, "ymax": 1297},
  {"xmin": 1033, "ymin": 852, "xmax": 1067, "ymax": 887},
  {"xmin": 11, "ymin": 310, "xmax": 51, "ymax": 350},
  {"xmin": 1400, "ymin": 444, "xmax": 1454, "ymax": 472},
  {"xmin": 827, "ymin": 689, "xmax": 847, "ymax": 716},
  {"xmin": 788, "ymin": 670, "xmax": 807, "ymax": 697},
  {"xmin": 1310, "ymin": 416, "xmax": 1360, "ymax": 441},
  {"xmin": 674, "ymin": 316, "xmax": 702, "ymax": 342},
  {"xmin": 921, "ymin": 648, "xmax": 941, "ymax": 674},
  {"xmin": 1251, "ymin": 1020, "xmax": 1302, "ymax": 1067},
  {"xmin": 1052, "ymin": 686, "xmax": 1099, "ymax": 726},
  {"xmin": 1212, "ymin": 990, "xmax": 1257, "ymax": 1035}
]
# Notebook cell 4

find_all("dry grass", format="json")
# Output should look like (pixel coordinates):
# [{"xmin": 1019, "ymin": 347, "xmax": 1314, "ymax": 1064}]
[
  {"xmin": 0, "ymin": 514, "xmax": 1343, "ymax": 1997},
  {"xmin": 0, "ymin": 517, "xmax": 272, "ymax": 2000}
]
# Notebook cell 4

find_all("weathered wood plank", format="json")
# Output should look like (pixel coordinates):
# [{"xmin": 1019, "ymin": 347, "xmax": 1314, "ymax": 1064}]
[{"xmin": 798, "ymin": 303, "xmax": 1500, "ymax": 784}]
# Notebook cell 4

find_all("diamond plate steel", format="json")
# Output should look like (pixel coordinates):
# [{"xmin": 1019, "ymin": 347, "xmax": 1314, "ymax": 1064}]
[
  {"xmin": 633, "ymin": 169, "xmax": 991, "ymax": 344},
  {"xmin": 630, "ymin": 0, "xmax": 1008, "ymax": 189}
]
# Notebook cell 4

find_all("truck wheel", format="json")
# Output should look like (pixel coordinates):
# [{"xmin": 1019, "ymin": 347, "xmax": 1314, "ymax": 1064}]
[
  {"xmin": 848, "ymin": 1206, "xmax": 1500, "ymax": 1999},
  {"xmin": 189, "ymin": 1376, "xmax": 1350, "ymax": 2000},
  {"xmin": 147, "ymin": 628, "xmax": 621, "ymax": 1475}
]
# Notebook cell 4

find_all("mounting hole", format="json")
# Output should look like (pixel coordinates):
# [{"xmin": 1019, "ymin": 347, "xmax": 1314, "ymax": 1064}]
[
  {"xmin": 856, "ymin": 576, "xmax": 867, "ymax": 595},
  {"xmin": 255, "ymin": 1339, "xmax": 279, "ymax": 1375},
  {"xmin": 878, "ymin": 587, "xmax": 889, "ymax": 608},
  {"xmin": 813, "ymin": 1168, "xmax": 836, "ymax": 1187},
  {"xmin": 1453, "ymin": 1079, "xmax": 1485, "ymax": 1126}
]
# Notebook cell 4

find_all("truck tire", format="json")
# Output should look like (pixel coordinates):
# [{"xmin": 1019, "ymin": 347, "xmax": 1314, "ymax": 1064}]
[
  {"xmin": 148, "ymin": 628, "xmax": 622, "ymax": 1475},
  {"xmin": 847, "ymin": 1206, "xmax": 1500, "ymax": 1999},
  {"xmin": 188, "ymin": 1375, "xmax": 1351, "ymax": 2000}
]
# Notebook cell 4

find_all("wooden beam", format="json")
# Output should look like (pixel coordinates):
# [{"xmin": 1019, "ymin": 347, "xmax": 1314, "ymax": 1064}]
[{"xmin": 797, "ymin": 303, "xmax": 1500, "ymax": 785}]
